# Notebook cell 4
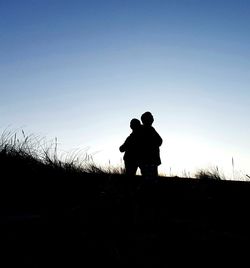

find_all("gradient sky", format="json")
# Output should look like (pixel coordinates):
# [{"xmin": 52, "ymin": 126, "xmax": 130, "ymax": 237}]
[{"xmin": 1, "ymin": 0, "xmax": 250, "ymax": 179}]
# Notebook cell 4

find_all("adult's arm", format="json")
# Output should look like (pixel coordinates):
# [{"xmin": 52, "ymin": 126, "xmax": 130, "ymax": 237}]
[{"xmin": 153, "ymin": 129, "xmax": 163, "ymax": 147}]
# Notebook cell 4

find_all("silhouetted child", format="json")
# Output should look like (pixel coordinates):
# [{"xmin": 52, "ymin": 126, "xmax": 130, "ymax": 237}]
[
  {"xmin": 119, "ymin": 118, "xmax": 142, "ymax": 175},
  {"xmin": 139, "ymin": 111, "xmax": 163, "ymax": 177}
]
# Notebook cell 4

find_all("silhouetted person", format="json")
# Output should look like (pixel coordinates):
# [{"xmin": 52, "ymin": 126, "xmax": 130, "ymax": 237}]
[
  {"xmin": 119, "ymin": 118, "xmax": 142, "ymax": 175},
  {"xmin": 139, "ymin": 111, "xmax": 162, "ymax": 177}
]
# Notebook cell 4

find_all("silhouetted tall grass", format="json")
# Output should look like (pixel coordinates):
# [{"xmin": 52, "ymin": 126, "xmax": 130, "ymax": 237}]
[
  {"xmin": 194, "ymin": 167, "xmax": 225, "ymax": 180},
  {"xmin": 0, "ymin": 129, "xmax": 124, "ymax": 176},
  {"xmin": 1, "ymin": 129, "xmax": 249, "ymax": 181}
]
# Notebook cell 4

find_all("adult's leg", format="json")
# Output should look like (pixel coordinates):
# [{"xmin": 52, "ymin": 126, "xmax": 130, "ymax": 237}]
[
  {"xmin": 125, "ymin": 162, "xmax": 138, "ymax": 175},
  {"xmin": 140, "ymin": 164, "xmax": 158, "ymax": 177}
]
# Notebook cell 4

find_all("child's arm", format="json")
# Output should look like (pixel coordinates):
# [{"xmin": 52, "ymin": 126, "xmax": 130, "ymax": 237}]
[{"xmin": 119, "ymin": 136, "xmax": 131, "ymax": 152}]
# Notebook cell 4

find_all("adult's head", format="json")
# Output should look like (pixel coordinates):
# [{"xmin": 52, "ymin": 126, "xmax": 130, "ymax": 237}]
[
  {"xmin": 130, "ymin": 118, "xmax": 141, "ymax": 130},
  {"xmin": 141, "ymin": 111, "xmax": 154, "ymax": 126}
]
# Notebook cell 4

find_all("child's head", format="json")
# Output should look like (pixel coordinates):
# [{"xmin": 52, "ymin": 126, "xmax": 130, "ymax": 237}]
[
  {"xmin": 141, "ymin": 111, "xmax": 154, "ymax": 126},
  {"xmin": 130, "ymin": 118, "xmax": 141, "ymax": 130}
]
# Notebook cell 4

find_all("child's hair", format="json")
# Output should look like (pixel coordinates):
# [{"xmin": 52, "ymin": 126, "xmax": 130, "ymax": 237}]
[{"xmin": 130, "ymin": 118, "xmax": 141, "ymax": 130}]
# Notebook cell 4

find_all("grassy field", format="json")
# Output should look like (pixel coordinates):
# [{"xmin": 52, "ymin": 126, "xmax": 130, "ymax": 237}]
[{"xmin": 1, "ymin": 131, "xmax": 250, "ymax": 265}]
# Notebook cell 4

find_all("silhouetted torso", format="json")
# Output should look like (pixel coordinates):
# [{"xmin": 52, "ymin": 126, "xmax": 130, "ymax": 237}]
[
  {"xmin": 120, "ymin": 128, "xmax": 141, "ymax": 164},
  {"xmin": 120, "ymin": 119, "xmax": 142, "ymax": 175},
  {"xmin": 138, "ymin": 125, "xmax": 162, "ymax": 166}
]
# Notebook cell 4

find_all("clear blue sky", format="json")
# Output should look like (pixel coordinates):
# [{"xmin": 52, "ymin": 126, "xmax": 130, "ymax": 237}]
[{"xmin": 1, "ymin": 0, "xmax": 250, "ymax": 179}]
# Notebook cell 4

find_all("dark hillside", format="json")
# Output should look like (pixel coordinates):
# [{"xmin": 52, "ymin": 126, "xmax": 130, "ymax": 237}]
[{"xmin": 1, "ymin": 151, "xmax": 250, "ymax": 266}]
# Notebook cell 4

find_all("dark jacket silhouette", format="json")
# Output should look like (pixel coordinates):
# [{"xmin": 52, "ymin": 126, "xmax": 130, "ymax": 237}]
[
  {"xmin": 139, "ymin": 111, "xmax": 163, "ymax": 176},
  {"xmin": 119, "ymin": 118, "xmax": 142, "ymax": 175},
  {"xmin": 139, "ymin": 124, "xmax": 162, "ymax": 166}
]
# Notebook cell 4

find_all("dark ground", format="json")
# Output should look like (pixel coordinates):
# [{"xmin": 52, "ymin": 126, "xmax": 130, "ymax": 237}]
[{"xmin": 1, "ymin": 168, "xmax": 250, "ymax": 266}]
